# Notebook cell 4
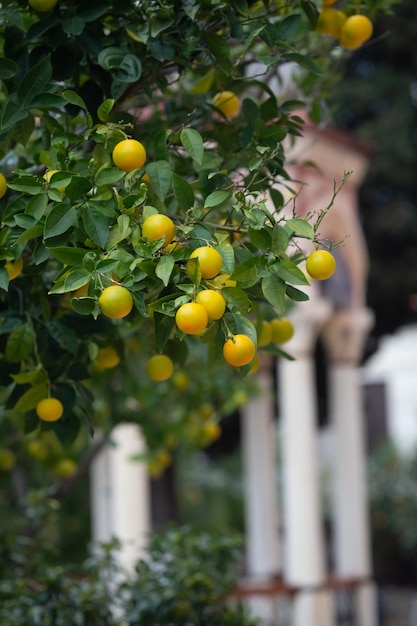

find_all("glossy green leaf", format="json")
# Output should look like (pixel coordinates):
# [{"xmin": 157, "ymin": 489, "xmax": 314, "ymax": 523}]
[
  {"xmin": 14, "ymin": 383, "xmax": 49, "ymax": 412},
  {"xmin": 146, "ymin": 160, "xmax": 172, "ymax": 200},
  {"xmin": 47, "ymin": 247, "xmax": 90, "ymax": 266},
  {"xmin": 286, "ymin": 218, "xmax": 315, "ymax": 239},
  {"xmin": 180, "ymin": 128, "xmax": 204, "ymax": 165},
  {"xmin": 82, "ymin": 204, "xmax": 109, "ymax": 249},
  {"xmin": 46, "ymin": 320, "xmax": 78, "ymax": 354},
  {"xmin": 172, "ymin": 173, "xmax": 194, "ymax": 210},
  {"xmin": 5, "ymin": 323, "xmax": 35, "ymax": 363},
  {"xmin": 44, "ymin": 205, "xmax": 78, "ymax": 239},
  {"xmin": 17, "ymin": 56, "xmax": 52, "ymax": 106},
  {"xmin": 261, "ymin": 274, "xmax": 286, "ymax": 311},
  {"xmin": 156, "ymin": 255, "xmax": 175, "ymax": 287}
]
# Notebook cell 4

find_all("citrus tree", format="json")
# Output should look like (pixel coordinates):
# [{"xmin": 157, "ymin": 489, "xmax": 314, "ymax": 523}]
[{"xmin": 0, "ymin": 0, "xmax": 397, "ymax": 465}]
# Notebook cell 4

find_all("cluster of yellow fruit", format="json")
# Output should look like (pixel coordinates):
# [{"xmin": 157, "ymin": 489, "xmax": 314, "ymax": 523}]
[{"xmin": 317, "ymin": 2, "xmax": 374, "ymax": 50}]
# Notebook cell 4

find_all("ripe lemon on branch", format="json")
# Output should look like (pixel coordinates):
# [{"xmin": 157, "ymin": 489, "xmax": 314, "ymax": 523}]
[
  {"xmin": 98, "ymin": 285, "xmax": 133, "ymax": 319},
  {"xmin": 112, "ymin": 138, "xmax": 147, "ymax": 172}
]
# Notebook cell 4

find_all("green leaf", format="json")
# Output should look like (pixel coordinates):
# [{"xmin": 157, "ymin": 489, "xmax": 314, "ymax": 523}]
[
  {"xmin": 62, "ymin": 16, "xmax": 86, "ymax": 36},
  {"xmin": 0, "ymin": 95, "xmax": 28, "ymax": 130},
  {"xmin": 153, "ymin": 129, "xmax": 171, "ymax": 161},
  {"xmin": 204, "ymin": 190, "xmax": 231, "ymax": 209},
  {"xmin": 29, "ymin": 93, "xmax": 66, "ymax": 108},
  {"xmin": 0, "ymin": 58, "xmax": 17, "ymax": 79},
  {"xmin": 155, "ymin": 255, "xmax": 175, "ymax": 287},
  {"xmin": 65, "ymin": 176, "xmax": 92, "ymax": 200},
  {"xmin": 222, "ymin": 286, "xmax": 250, "ymax": 313},
  {"xmin": 16, "ymin": 224, "xmax": 44, "ymax": 244},
  {"xmin": 11, "ymin": 114, "xmax": 35, "ymax": 146},
  {"xmin": 49, "ymin": 269, "xmax": 91, "ymax": 294},
  {"xmin": 44, "ymin": 204, "xmax": 78, "ymax": 239},
  {"xmin": 186, "ymin": 257, "xmax": 201, "ymax": 287},
  {"xmin": 286, "ymin": 284, "xmax": 309, "ymax": 302},
  {"xmin": 11, "ymin": 369, "xmax": 45, "ymax": 385},
  {"xmin": 17, "ymin": 56, "xmax": 52, "ymax": 107},
  {"xmin": 82, "ymin": 204, "xmax": 109, "ymax": 249},
  {"xmin": 62, "ymin": 90, "xmax": 89, "ymax": 111},
  {"xmin": 14, "ymin": 383, "xmax": 49, "ymax": 412},
  {"xmin": 7, "ymin": 176, "xmax": 43, "ymax": 195},
  {"xmin": 95, "ymin": 167, "xmax": 125, "ymax": 186},
  {"xmin": 97, "ymin": 99, "xmax": 115, "ymax": 122},
  {"xmin": 180, "ymin": 128, "xmax": 204, "ymax": 165},
  {"xmin": 275, "ymin": 14, "xmax": 301, "ymax": 41},
  {"xmin": 172, "ymin": 173, "xmax": 194, "ymax": 210},
  {"xmin": 271, "ymin": 224, "xmax": 290, "ymax": 255},
  {"xmin": 262, "ymin": 274, "xmax": 286, "ymax": 311},
  {"xmin": 154, "ymin": 311, "xmax": 175, "ymax": 352},
  {"xmin": 224, "ymin": 312, "xmax": 257, "ymax": 346},
  {"xmin": 71, "ymin": 297, "xmax": 97, "ymax": 315},
  {"xmin": 25, "ymin": 194, "xmax": 49, "ymax": 219},
  {"xmin": 0, "ymin": 267, "xmax": 9, "ymax": 291},
  {"xmin": 230, "ymin": 258, "xmax": 261, "ymax": 288},
  {"xmin": 47, "ymin": 247, "xmax": 90, "ymax": 266},
  {"xmin": 282, "ymin": 52, "xmax": 323, "ymax": 76},
  {"xmin": 217, "ymin": 242, "xmax": 235, "ymax": 274},
  {"xmin": 46, "ymin": 320, "xmax": 78, "ymax": 354},
  {"xmin": 5, "ymin": 323, "xmax": 35, "ymax": 363},
  {"xmin": 286, "ymin": 218, "xmax": 315, "ymax": 239},
  {"xmin": 275, "ymin": 258, "xmax": 309, "ymax": 285},
  {"xmin": 248, "ymin": 226, "xmax": 272, "ymax": 250},
  {"xmin": 98, "ymin": 48, "xmax": 142, "ymax": 83},
  {"xmin": 146, "ymin": 161, "xmax": 172, "ymax": 200}
]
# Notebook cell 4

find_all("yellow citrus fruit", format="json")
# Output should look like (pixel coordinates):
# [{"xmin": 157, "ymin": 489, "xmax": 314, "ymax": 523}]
[
  {"xmin": 257, "ymin": 320, "xmax": 272, "ymax": 347},
  {"xmin": 270, "ymin": 317, "xmax": 294, "ymax": 344},
  {"xmin": 0, "ymin": 448, "xmax": 16, "ymax": 471},
  {"xmin": 98, "ymin": 285, "xmax": 133, "ymax": 319},
  {"xmin": 306, "ymin": 249, "xmax": 336, "ymax": 280},
  {"xmin": 0, "ymin": 173, "xmax": 7, "ymax": 198},
  {"xmin": 5, "ymin": 257, "xmax": 23, "ymax": 280},
  {"xmin": 316, "ymin": 8, "xmax": 346, "ymax": 37},
  {"xmin": 175, "ymin": 302, "xmax": 208, "ymax": 335},
  {"xmin": 36, "ymin": 397, "xmax": 64, "ymax": 422},
  {"xmin": 53, "ymin": 458, "xmax": 77, "ymax": 478},
  {"xmin": 198, "ymin": 402, "xmax": 215, "ymax": 419},
  {"xmin": 142, "ymin": 214, "xmax": 176, "ymax": 247},
  {"xmin": 94, "ymin": 346, "xmax": 120, "ymax": 371},
  {"xmin": 112, "ymin": 138, "xmax": 147, "ymax": 172},
  {"xmin": 172, "ymin": 371, "xmax": 190, "ymax": 390},
  {"xmin": 339, "ymin": 14, "xmax": 373, "ymax": 47},
  {"xmin": 44, "ymin": 169, "xmax": 67, "ymax": 193},
  {"xmin": 223, "ymin": 334, "xmax": 256, "ymax": 367},
  {"xmin": 200, "ymin": 421, "xmax": 222, "ymax": 445},
  {"xmin": 146, "ymin": 354, "xmax": 174, "ymax": 382},
  {"xmin": 195, "ymin": 289, "xmax": 226, "ymax": 321},
  {"xmin": 26, "ymin": 439, "xmax": 48, "ymax": 461},
  {"xmin": 29, "ymin": 0, "xmax": 57, "ymax": 10},
  {"xmin": 190, "ymin": 246, "xmax": 223, "ymax": 279},
  {"xmin": 212, "ymin": 91, "xmax": 240, "ymax": 118}
]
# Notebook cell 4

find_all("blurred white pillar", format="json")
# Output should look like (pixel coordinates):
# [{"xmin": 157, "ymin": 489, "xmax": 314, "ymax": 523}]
[
  {"xmin": 278, "ymin": 296, "xmax": 334, "ymax": 626},
  {"xmin": 322, "ymin": 308, "xmax": 377, "ymax": 626},
  {"xmin": 90, "ymin": 423, "xmax": 151, "ymax": 574},
  {"xmin": 242, "ymin": 354, "xmax": 281, "ymax": 623}
]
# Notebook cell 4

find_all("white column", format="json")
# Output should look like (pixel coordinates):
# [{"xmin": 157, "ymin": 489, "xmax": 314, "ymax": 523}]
[
  {"xmin": 278, "ymin": 296, "xmax": 334, "ymax": 626},
  {"xmin": 322, "ymin": 308, "xmax": 377, "ymax": 626},
  {"xmin": 242, "ymin": 354, "xmax": 281, "ymax": 623},
  {"xmin": 90, "ymin": 423, "xmax": 151, "ymax": 574}
]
